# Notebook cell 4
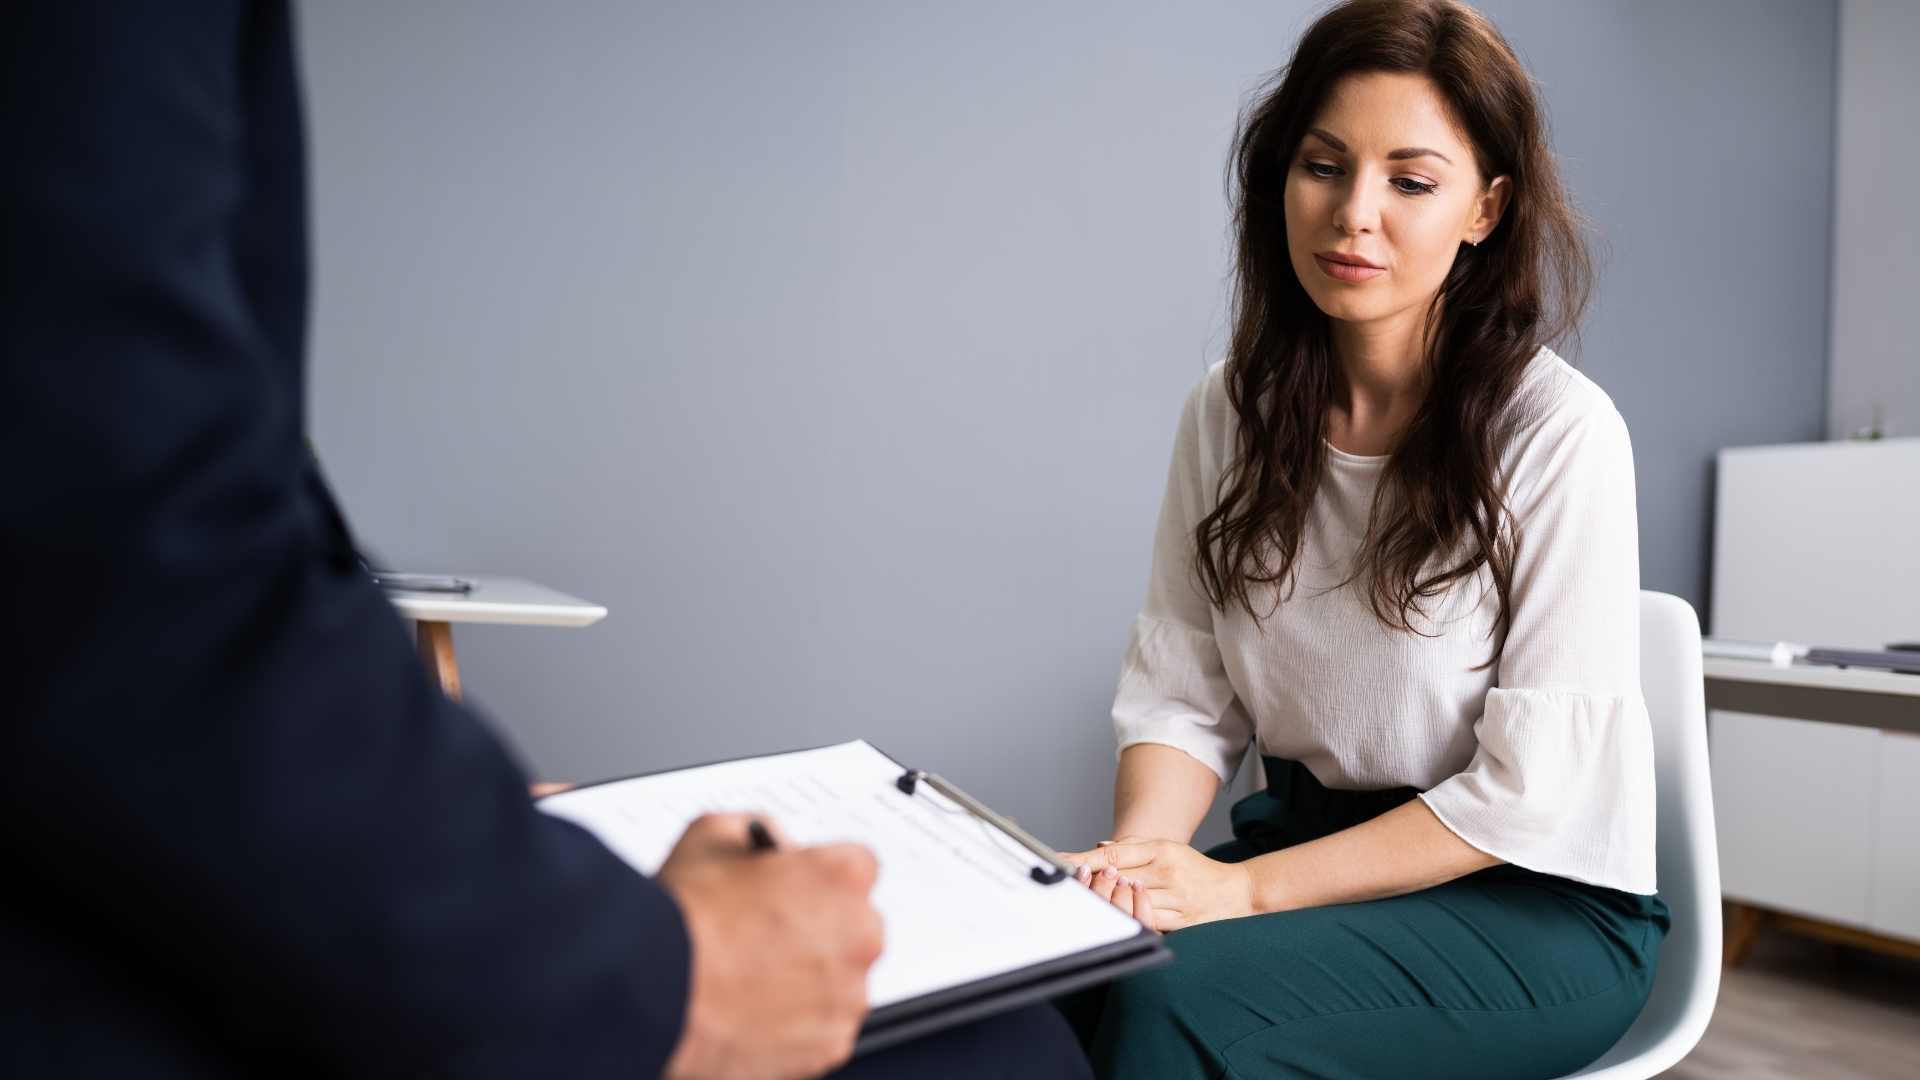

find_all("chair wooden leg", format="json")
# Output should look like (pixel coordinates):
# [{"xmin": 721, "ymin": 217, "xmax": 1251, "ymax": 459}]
[
  {"xmin": 415, "ymin": 620, "xmax": 462, "ymax": 701},
  {"xmin": 1723, "ymin": 901, "xmax": 1769, "ymax": 968}
]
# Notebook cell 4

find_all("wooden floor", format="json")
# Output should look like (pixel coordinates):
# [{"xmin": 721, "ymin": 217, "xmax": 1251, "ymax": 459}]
[{"xmin": 1665, "ymin": 932, "xmax": 1920, "ymax": 1079}]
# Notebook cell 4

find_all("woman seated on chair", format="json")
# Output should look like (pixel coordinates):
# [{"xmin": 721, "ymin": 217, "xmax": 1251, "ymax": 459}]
[{"xmin": 1058, "ymin": 2, "xmax": 1668, "ymax": 1076}]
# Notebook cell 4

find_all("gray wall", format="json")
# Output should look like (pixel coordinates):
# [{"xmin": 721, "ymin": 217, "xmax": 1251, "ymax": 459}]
[
  {"xmin": 297, "ymin": 1, "xmax": 1834, "ymax": 849},
  {"xmin": 1829, "ymin": 0, "xmax": 1919, "ymax": 440}
]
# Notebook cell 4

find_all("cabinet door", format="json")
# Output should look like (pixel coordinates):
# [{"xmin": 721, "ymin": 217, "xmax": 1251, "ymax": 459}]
[
  {"xmin": 1869, "ymin": 731, "xmax": 1920, "ymax": 941},
  {"xmin": 1710, "ymin": 710, "xmax": 1878, "ymax": 927}
]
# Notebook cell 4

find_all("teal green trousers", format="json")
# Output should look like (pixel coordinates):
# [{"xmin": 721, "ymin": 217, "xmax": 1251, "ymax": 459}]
[{"xmin": 1059, "ymin": 758, "xmax": 1669, "ymax": 1079}]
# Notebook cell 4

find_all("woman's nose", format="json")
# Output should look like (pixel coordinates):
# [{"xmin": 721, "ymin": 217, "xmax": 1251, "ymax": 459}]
[{"xmin": 1332, "ymin": 179, "xmax": 1381, "ymax": 235}]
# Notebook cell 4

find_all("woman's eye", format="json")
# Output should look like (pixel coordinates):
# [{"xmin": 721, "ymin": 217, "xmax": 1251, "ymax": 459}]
[
  {"xmin": 1301, "ymin": 160, "xmax": 1340, "ymax": 178},
  {"xmin": 1392, "ymin": 178, "xmax": 1437, "ymax": 196}
]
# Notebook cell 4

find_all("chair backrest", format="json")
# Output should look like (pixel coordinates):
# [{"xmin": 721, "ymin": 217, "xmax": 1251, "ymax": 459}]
[{"xmin": 1561, "ymin": 591, "xmax": 1723, "ymax": 1078}]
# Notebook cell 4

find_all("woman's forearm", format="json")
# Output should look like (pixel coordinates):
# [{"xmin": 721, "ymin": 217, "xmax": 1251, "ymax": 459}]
[
  {"xmin": 1110, "ymin": 743, "xmax": 1222, "ymax": 844},
  {"xmin": 1243, "ymin": 797, "xmax": 1501, "ymax": 913}
]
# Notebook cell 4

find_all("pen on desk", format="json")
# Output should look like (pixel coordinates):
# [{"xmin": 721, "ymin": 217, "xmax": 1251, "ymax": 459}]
[
  {"xmin": 369, "ymin": 571, "xmax": 475, "ymax": 594},
  {"xmin": 1702, "ymin": 637, "xmax": 1807, "ymax": 667},
  {"xmin": 747, "ymin": 818, "xmax": 778, "ymax": 852}
]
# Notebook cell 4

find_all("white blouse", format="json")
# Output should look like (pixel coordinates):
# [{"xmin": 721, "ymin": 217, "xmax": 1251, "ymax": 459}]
[{"xmin": 1113, "ymin": 347, "xmax": 1656, "ymax": 894}]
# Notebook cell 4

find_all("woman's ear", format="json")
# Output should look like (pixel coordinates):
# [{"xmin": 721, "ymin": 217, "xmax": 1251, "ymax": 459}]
[{"xmin": 1468, "ymin": 175, "xmax": 1512, "ymax": 245}]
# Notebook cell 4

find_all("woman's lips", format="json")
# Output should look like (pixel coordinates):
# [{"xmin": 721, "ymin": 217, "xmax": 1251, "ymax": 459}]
[{"xmin": 1315, "ymin": 254, "xmax": 1385, "ymax": 282}]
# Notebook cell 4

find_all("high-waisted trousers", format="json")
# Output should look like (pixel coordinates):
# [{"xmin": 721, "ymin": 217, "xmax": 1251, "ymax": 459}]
[{"xmin": 1059, "ymin": 757, "xmax": 1669, "ymax": 1079}]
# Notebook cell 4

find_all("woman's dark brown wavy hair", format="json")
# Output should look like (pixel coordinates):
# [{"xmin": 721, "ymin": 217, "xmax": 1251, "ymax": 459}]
[{"xmin": 1196, "ymin": 0, "xmax": 1592, "ymax": 666}]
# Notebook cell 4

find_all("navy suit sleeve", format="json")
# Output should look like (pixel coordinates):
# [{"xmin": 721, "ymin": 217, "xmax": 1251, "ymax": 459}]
[{"xmin": 0, "ymin": 2, "xmax": 689, "ymax": 1073}]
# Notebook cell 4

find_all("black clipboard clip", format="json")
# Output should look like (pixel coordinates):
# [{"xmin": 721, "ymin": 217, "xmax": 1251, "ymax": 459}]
[{"xmin": 895, "ymin": 769, "xmax": 1071, "ymax": 886}]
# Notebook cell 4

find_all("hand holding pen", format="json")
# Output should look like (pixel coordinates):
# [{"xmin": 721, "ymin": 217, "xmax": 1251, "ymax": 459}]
[{"xmin": 654, "ymin": 813, "xmax": 884, "ymax": 1078}]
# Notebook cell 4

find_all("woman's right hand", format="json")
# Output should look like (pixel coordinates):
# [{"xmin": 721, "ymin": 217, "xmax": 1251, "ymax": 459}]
[{"xmin": 1074, "ymin": 863, "xmax": 1159, "ymax": 930}]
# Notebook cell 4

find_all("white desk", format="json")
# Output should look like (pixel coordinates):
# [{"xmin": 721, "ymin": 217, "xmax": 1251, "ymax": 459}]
[
  {"xmin": 1703, "ymin": 657, "xmax": 1920, "ymax": 735},
  {"xmin": 1708, "ymin": 438, "xmax": 1920, "ymax": 966},
  {"xmin": 1706, "ymin": 658, "xmax": 1920, "ymax": 963},
  {"xmin": 385, "ymin": 575, "xmax": 607, "ymax": 700}
]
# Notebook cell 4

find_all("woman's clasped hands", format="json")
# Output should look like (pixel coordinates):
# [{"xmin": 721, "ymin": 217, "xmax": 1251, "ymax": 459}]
[{"xmin": 1058, "ymin": 837, "xmax": 1256, "ymax": 932}]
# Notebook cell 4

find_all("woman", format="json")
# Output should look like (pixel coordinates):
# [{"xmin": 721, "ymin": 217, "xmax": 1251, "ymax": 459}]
[{"xmin": 1057, "ymin": 1, "xmax": 1667, "ymax": 1076}]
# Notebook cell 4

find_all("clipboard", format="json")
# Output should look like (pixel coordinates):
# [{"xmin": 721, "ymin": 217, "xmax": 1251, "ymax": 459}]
[{"xmin": 538, "ymin": 740, "xmax": 1170, "ymax": 1056}]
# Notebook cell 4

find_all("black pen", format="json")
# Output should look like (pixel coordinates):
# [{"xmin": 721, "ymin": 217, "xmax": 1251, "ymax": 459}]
[{"xmin": 747, "ymin": 818, "xmax": 778, "ymax": 852}]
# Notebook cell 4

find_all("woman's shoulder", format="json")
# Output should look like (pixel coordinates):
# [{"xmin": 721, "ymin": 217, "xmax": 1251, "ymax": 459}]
[
  {"xmin": 1170, "ymin": 359, "xmax": 1237, "ymax": 446},
  {"xmin": 1504, "ymin": 345, "xmax": 1633, "ymax": 473},
  {"xmin": 1154, "ymin": 360, "xmax": 1240, "ymax": 485},
  {"xmin": 1193, "ymin": 358, "xmax": 1233, "ymax": 413}
]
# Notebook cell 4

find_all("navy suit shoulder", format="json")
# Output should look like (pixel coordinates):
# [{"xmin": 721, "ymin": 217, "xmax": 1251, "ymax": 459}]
[{"xmin": 1, "ymin": 3, "xmax": 687, "ymax": 1074}]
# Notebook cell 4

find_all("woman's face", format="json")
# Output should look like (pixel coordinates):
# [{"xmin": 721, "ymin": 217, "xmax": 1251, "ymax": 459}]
[{"xmin": 1284, "ymin": 71, "xmax": 1509, "ymax": 333}]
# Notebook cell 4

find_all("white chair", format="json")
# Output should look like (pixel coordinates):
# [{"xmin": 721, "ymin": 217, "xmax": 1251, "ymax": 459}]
[{"xmin": 1558, "ymin": 591, "xmax": 1723, "ymax": 1078}]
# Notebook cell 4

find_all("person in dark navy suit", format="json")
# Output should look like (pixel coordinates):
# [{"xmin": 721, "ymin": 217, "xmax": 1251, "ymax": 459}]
[{"xmin": 0, "ymin": 4, "xmax": 1091, "ymax": 1076}]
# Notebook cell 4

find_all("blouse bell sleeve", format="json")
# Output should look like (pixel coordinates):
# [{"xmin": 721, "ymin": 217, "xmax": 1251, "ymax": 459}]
[
  {"xmin": 1111, "ymin": 373, "xmax": 1255, "ymax": 785},
  {"xmin": 1417, "ymin": 389, "xmax": 1659, "ymax": 894}
]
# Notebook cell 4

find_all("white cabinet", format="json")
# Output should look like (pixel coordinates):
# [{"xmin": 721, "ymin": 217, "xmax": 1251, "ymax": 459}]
[
  {"xmin": 1870, "ymin": 731, "xmax": 1920, "ymax": 941},
  {"xmin": 1711, "ymin": 710, "xmax": 1879, "ymax": 926},
  {"xmin": 1711, "ymin": 438, "xmax": 1920, "ymax": 946}
]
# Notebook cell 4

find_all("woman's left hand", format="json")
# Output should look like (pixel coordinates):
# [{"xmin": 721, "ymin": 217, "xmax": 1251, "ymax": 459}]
[{"xmin": 1060, "ymin": 837, "xmax": 1256, "ymax": 931}]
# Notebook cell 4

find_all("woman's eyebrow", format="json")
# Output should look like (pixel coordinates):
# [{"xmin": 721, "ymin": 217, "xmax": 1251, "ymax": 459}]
[
  {"xmin": 1305, "ymin": 127, "xmax": 1454, "ymax": 166},
  {"xmin": 1304, "ymin": 128, "xmax": 1349, "ymax": 151}
]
